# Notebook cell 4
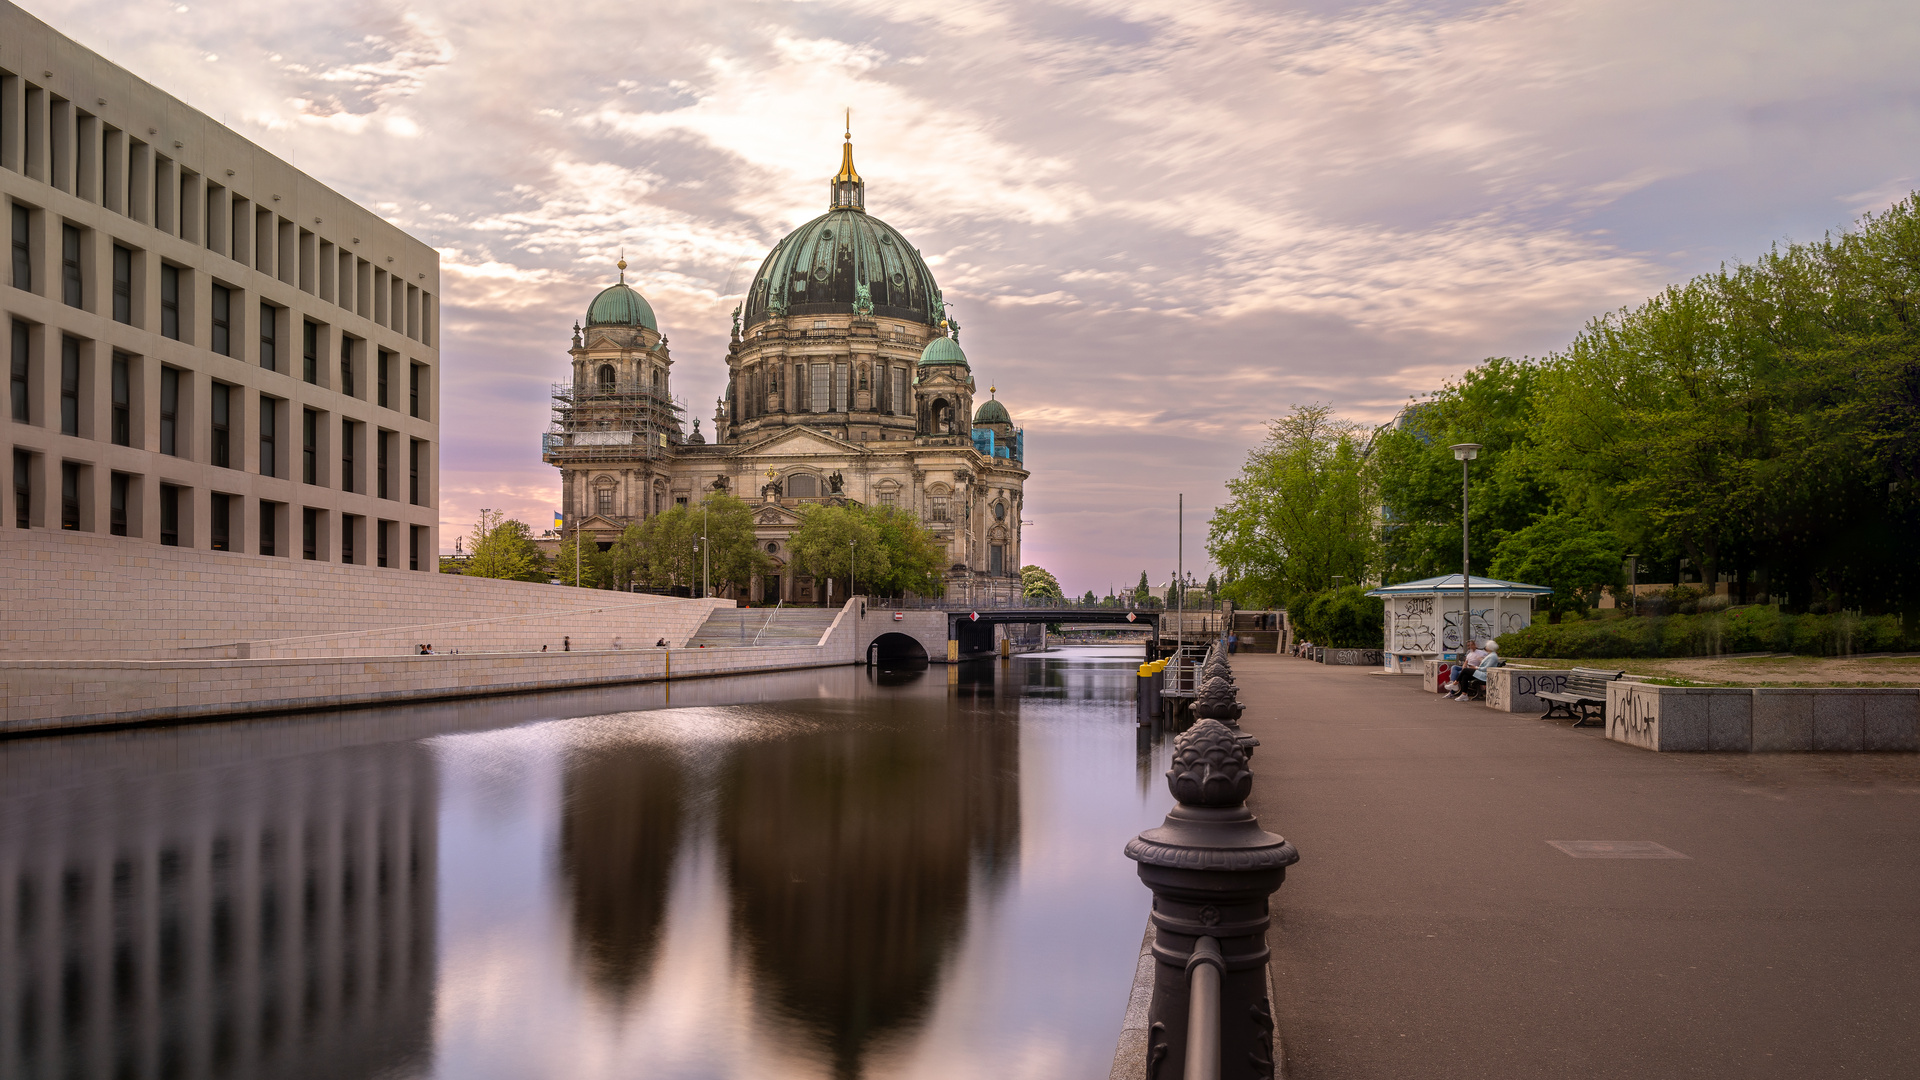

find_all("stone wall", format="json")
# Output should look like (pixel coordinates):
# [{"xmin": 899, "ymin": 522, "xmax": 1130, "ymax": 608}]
[
  {"xmin": 1316, "ymin": 648, "xmax": 1382, "ymax": 666},
  {"xmin": 2, "ymin": 530, "xmax": 732, "ymax": 659},
  {"xmin": 1605, "ymin": 682, "xmax": 1920, "ymax": 752},
  {"xmin": 1484, "ymin": 668, "xmax": 1573, "ymax": 713}
]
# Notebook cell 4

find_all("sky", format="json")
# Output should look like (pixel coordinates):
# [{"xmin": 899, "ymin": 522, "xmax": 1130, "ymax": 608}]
[{"xmin": 26, "ymin": 0, "xmax": 1920, "ymax": 595}]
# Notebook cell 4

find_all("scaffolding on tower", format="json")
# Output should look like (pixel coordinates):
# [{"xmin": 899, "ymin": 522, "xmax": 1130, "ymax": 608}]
[{"xmin": 541, "ymin": 379, "xmax": 687, "ymax": 464}]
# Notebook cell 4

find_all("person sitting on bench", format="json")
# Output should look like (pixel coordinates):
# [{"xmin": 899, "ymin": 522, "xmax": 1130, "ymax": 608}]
[
  {"xmin": 1446, "ymin": 640, "xmax": 1487, "ymax": 696},
  {"xmin": 1457, "ymin": 639, "xmax": 1503, "ymax": 700}
]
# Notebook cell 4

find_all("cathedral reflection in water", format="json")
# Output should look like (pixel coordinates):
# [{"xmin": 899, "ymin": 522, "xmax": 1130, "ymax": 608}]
[{"xmin": 0, "ymin": 734, "xmax": 437, "ymax": 1080}]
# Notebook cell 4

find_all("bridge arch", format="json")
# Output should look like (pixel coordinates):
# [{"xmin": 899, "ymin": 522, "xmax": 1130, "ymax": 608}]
[{"xmin": 867, "ymin": 632, "xmax": 929, "ymax": 666}]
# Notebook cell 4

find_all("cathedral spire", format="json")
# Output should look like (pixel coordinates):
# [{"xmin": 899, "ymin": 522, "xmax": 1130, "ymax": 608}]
[{"xmin": 830, "ymin": 110, "xmax": 865, "ymax": 212}]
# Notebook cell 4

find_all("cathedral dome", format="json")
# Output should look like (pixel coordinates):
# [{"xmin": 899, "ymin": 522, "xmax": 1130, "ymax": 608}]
[
  {"xmin": 919, "ymin": 335, "xmax": 968, "ymax": 367},
  {"xmin": 585, "ymin": 274, "xmax": 658, "ymax": 331},
  {"xmin": 974, "ymin": 396, "xmax": 1010, "ymax": 424},
  {"xmin": 741, "ymin": 132, "xmax": 943, "ymax": 329}
]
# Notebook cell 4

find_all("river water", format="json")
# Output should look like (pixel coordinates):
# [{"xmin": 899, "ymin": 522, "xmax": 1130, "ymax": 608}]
[{"xmin": 1, "ymin": 645, "xmax": 1175, "ymax": 1079}]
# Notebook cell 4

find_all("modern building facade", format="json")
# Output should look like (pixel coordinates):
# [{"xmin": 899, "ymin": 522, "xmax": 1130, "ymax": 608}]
[
  {"xmin": 544, "ymin": 130, "xmax": 1028, "ymax": 603},
  {"xmin": 2, "ymin": 1, "xmax": 440, "ymax": 569}
]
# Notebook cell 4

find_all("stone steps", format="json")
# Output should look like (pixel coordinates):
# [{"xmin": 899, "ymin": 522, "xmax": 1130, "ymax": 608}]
[{"xmin": 686, "ymin": 608, "xmax": 842, "ymax": 647}]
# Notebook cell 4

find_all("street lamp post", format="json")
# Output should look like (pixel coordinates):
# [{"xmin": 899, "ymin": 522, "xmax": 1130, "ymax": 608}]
[
  {"xmin": 701, "ymin": 500, "xmax": 711, "ymax": 600},
  {"xmin": 1449, "ymin": 444, "xmax": 1482, "ymax": 657},
  {"xmin": 849, "ymin": 537, "xmax": 856, "ymax": 601}
]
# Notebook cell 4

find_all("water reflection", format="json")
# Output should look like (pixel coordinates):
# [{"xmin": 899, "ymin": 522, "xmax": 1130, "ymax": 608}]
[{"xmin": 2, "ymin": 645, "xmax": 1173, "ymax": 1079}]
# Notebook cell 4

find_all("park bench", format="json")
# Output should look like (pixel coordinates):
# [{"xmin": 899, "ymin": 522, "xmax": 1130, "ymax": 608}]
[{"xmin": 1537, "ymin": 667, "xmax": 1626, "ymax": 726}]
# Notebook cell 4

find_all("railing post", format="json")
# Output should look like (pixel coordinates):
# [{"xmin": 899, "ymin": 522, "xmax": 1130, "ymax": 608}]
[{"xmin": 1127, "ymin": 719, "xmax": 1298, "ymax": 1079}]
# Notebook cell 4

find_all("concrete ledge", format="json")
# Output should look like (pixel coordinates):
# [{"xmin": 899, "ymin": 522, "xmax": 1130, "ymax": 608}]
[
  {"xmin": 1605, "ymin": 682, "xmax": 1920, "ymax": 752},
  {"xmin": 1316, "ymin": 648, "xmax": 1381, "ymax": 666},
  {"xmin": 1485, "ymin": 668, "xmax": 1573, "ymax": 712}
]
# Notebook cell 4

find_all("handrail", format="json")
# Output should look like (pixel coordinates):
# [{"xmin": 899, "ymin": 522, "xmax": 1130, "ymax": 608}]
[
  {"xmin": 1185, "ymin": 936, "xmax": 1223, "ymax": 1080},
  {"xmin": 751, "ymin": 599, "xmax": 784, "ymax": 645}
]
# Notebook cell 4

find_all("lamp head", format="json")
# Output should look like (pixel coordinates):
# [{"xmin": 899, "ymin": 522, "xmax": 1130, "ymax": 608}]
[{"xmin": 1450, "ymin": 443, "xmax": 1482, "ymax": 461}]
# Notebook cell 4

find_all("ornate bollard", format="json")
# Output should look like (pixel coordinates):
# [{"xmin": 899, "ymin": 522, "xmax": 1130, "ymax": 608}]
[
  {"xmin": 1190, "ymin": 675, "xmax": 1245, "ymax": 726},
  {"xmin": 1127, "ymin": 719, "xmax": 1297, "ymax": 1079}
]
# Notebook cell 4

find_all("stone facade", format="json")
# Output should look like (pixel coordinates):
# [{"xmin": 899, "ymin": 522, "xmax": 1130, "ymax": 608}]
[
  {"xmin": 543, "ymin": 133, "xmax": 1028, "ymax": 604},
  {"xmin": 2, "ymin": 5, "xmax": 442, "ymax": 568}
]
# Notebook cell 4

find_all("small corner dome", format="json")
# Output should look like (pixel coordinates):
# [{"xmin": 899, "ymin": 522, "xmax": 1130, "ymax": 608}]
[
  {"xmin": 586, "ymin": 282, "xmax": 658, "ymax": 331},
  {"xmin": 974, "ymin": 397, "xmax": 1011, "ymax": 424},
  {"xmin": 919, "ymin": 336, "xmax": 968, "ymax": 367}
]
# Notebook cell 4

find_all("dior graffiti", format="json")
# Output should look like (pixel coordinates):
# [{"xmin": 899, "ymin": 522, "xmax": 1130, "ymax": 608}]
[{"xmin": 1515, "ymin": 673, "xmax": 1569, "ymax": 699}]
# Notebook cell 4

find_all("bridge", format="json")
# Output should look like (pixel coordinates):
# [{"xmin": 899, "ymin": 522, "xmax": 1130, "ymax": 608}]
[{"xmin": 860, "ymin": 600, "xmax": 1164, "ymax": 663}]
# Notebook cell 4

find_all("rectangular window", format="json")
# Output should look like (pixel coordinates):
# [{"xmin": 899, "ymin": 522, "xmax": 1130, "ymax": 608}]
[
  {"xmin": 878, "ymin": 490, "xmax": 896, "ymax": 508},
  {"xmin": 377, "ymin": 431, "xmax": 389, "ymax": 499},
  {"xmin": 893, "ymin": 368, "xmax": 907, "ymax": 415},
  {"xmin": 302, "ymin": 506, "xmax": 318, "ymax": 560},
  {"xmin": 62, "ymin": 462, "xmax": 81, "ymax": 530},
  {"xmin": 159, "ymin": 366, "xmax": 179, "ymax": 456},
  {"xmin": 930, "ymin": 496, "xmax": 951, "ymax": 523},
  {"xmin": 410, "ymin": 524, "xmax": 422, "ymax": 571},
  {"xmin": 259, "ymin": 500, "xmax": 277, "ymax": 556},
  {"xmin": 210, "ymin": 382, "xmax": 231, "ymax": 468},
  {"xmin": 409, "ymin": 438, "xmax": 421, "ymax": 505},
  {"xmin": 378, "ymin": 520, "xmax": 390, "ymax": 567},
  {"xmin": 111, "ymin": 354, "xmax": 130, "ymax": 446},
  {"xmin": 378, "ymin": 350, "xmax": 390, "ymax": 407},
  {"xmin": 302, "ymin": 408, "xmax": 317, "ymax": 485},
  {"xmin": 302, "ymin": 320, "xmax": 317, "ymax": 383},
  {"xmin": 597, "ymin": 488, "xmax": 613, "ymax": 515},
  {"xmin": 341, "ymin": 514, "xmax": 357, "ymax": 565},
  {"xmin": 339, "ymin": 335, "xmax": 354, "ymax": 397},
  {"xmin": 259, "ymin": 303, "xmax": 277, "ymax": 371},
  {"xmin": 10, "ymin": 204, "xmax": 28, "ymax": 291},
  {"xmin": 340, "ymin": 418, "xmax": 355, "ymax": 493},
  {"xmin": 10, "ymin": 320, "xmax": 27, "ymax": 423},
  {"xmin": 159, "ymin": 264, "xmax": 179, "ymax": 339},
  {"xmin": 112, "ymin": 245, "xmax": 132, "ymax": 323},
  {"xmin": 408, "ymin": 363, "xmax": 421, "ymax": 418},
  {"xmin": 210, "ymin": 284, "xmax": 230, "ymax": 356},
  {"xmin": 835, "ymin": 361, "xmax": 847, "ymax": 411},
  {"xmin": 61, "ymin": 224, "xmax": 82, "ymax": 308},
  {"xmin": 811, "ymin": 363, "xmax": 829, "ymax": 413},
  {"xmin": 210, "ymin": 492, "xmax": 230, "ymax": 551},
  {"xmin": 159, "ymin": 483, "xmax": 179, "ymax": 545},
  {"xmin": 990, "ymin": 543, "xmax": 1005, "ymax": 575},
  {"xmin": 259, "ymin": 398, "xmax": 277, "ymax": 477},
  {"xmin": 110, "ymin": 472, "xmax": 129, "ymax": 536},
  {"xmin": 60, "ymin": 336, "xmax": 79, "ymax": 436},
  {"xmin": 13, "ymin": 450, "xmax": 30, "ymax": 528}
]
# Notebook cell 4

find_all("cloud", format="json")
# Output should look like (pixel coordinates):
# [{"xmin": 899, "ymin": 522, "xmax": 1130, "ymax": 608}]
[{"xmin": 30, "ymin": 0, "xmax": 1920, "ymax": 592}]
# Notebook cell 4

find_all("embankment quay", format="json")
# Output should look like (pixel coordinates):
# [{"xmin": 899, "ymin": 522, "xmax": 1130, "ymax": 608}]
[{"xmin": 1234, "ymin": 653, "xmax": 1920, "ymax": 1080}]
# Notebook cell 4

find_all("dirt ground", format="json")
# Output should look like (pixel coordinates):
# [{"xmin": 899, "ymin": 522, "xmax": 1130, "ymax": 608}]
[{"xmin": 1514, "ymin": 653, "xmax": 1920, "ymax": 687}]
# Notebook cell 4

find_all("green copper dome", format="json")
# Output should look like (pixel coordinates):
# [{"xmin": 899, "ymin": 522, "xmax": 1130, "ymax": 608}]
[
  {"xmin": 743, "ymin": 209, "xmax": 943, "ymax": 328},
  {"xmin": 585, "ymin": 281, "xmax": 658, "ymax": 331},
  {"xmin": 974, "ymin": 396, "xmax": 1010, "ymax": 424},
  {"xmin": 919, "ymin": 336, "xmax": 968, "ymax": 367}
]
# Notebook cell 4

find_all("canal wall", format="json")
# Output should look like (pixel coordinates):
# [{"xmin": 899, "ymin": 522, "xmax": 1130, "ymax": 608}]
[{"xmin": 1, "ymin": 530, "xmax": 734, "ymax": 660}]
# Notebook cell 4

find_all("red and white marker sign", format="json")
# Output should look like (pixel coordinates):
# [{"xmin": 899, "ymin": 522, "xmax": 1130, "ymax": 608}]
[
  {"xmin": 1126, "ymin": 612, "xmax": 1137, "ymax": 622},
  {"xmin": 969, "ymin": 611, "xmax": 980, "ymax": 621},
  {"xmin": 893, "ymin": 612, "xmax": 904, "ymax": 621}
]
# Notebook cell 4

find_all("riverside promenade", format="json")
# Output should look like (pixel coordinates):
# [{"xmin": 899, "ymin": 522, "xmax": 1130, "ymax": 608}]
[{"xmin": 1234, "ymin": 654, "xmax": 1920, "ymax": 1080}]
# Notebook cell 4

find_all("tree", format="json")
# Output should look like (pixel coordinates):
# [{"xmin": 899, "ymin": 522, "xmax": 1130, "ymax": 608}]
[
  {"xmin": 463, "ymin": 510, "xmax": 548, "ymax": 582},
  {"xmin": 1488, "ymin": 512, "xmax": 1625, "ymax": 621},
  {"xmin": 553, "ymin": 533, "xmax": 614, "ymax": 588},
  {"xmin": 1291, "ymin": 585, "xmax": 1385, "ymax": 648},
  {"xmin": 787, "ymin": 503, "xmax": 888, "ymax": 603},
  {"xmin": 617, "ymin": 493, "xmax": 770, "ymax": 595},
  {"xmin": 1208, "ymin": 404, "xmax": 1378, "ymax": 609},
  {"xmin": 1021, "ymin": 564, "xmax": 1064, "ymax": 601},
  {"xmin": 1133, "ymin": 571, "xmax": 1152, "ymax": 605},
  {"xmin": 864, "ymin": 505, "xmax": 947, "ymax": 596}
]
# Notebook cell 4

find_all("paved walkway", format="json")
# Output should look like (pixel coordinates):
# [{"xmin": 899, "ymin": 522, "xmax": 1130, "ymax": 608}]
[{"xmin": 1234, "ymin": 654, "xmax": 1920, "ymax": 1080}]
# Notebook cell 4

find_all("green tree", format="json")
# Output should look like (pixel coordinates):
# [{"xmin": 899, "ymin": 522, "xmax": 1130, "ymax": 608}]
[
  {"xmin": 1133, "ymin": 571, "xmax": 1152, "ymax": 606},
  {"xmin": 619, "ymin": 493, "xmax": 770, "ymax": 595},
  {"xmin": 1208, "ymin": 404, "xmax": 1377, "ymax": 609},
  {"xmin": 1021, "ymin": 564, "xmax": 1064, "ymax": 600},
  {"xmin": 864, "ymin": 505, "xmax": 947, "ymax": 596},
  {"xmin": 1487, "ymin": 513, "xmax": 1625, "ymax": 621},
  {"xmin": 553, "ymin": 533, "xmax": 614, "ymax": 588},
  {"xmin": 1291, "ymin": 585, "xmax": 1385, "ymax": 648},
  {"xmin": 463, "ymin": 510, "xmax": 548, "ymax": 582}
]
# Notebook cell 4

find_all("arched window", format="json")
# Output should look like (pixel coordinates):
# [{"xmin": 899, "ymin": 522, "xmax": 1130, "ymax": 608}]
[
  {"xmin": 787, "ymin": 473, "xmax": 819, "ymax": 498},
  {"xmin": 930, "ymin": 399, "xmax": 951, "ymax": 434},
  {"xmin": 597, "ymin": 365, "xmax": 615, "ymax": 390}
]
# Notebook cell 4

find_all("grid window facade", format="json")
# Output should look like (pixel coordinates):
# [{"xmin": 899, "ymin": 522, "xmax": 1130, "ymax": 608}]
[
  {"xmin": 210, "ymin": 283, "xmax": 231, "ymax": 355},
  {"xmin": 113, "ymin": 244, "xmax": 132, "ymax": 323},
  {"xmin": 10, "ymin": 204, "xmax": 28, "ymax": 291},
  {"xmin": 159, "ymin": 263, "xmax": 180, "ymax": 339},
  {"xmin": 61, "ymin": 223, "xmax": 82, "ymax": 307}
]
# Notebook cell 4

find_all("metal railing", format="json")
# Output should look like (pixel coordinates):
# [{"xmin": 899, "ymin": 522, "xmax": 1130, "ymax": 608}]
[
  {"xmin": 1185, "ymin": 936, "xmax": 1224, "ymax": 1080},
  {"xmin": 751, "ymin": 599, "xmax": 783, "ymax": 645}
]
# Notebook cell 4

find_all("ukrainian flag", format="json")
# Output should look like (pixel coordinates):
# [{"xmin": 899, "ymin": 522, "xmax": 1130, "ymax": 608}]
[{"xmin": 553, "ymin": 512, "xmax": 564, "ymax": 530}]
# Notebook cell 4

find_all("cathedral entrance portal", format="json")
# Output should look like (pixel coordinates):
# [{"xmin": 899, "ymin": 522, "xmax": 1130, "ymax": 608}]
[{"xmin": 763, "ymin": 576, "xmax": 781, "ymax": 605}]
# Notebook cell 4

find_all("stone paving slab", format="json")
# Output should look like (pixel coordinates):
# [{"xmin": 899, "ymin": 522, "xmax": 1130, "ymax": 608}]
[{"xmin": 1234, "ymin": 653, "xmax": 1920, "ymax": 1080}]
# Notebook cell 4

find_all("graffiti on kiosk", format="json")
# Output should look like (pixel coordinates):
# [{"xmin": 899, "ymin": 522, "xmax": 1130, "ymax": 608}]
[
  {"xmin": 1440, "ymin": 608, "xmax": 1495, "ymax": 650},
  {"xmin": 1392, "ymin": 612, "xmax": 1436, "ymax": 651}
]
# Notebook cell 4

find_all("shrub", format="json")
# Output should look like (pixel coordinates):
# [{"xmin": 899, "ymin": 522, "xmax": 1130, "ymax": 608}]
[
  {"xmin": 1292, "ymin": 586, "xmax": 1385, "ymax": 649},
  {"xmin": 1500, "ymin": 606, "xmax": 1914, "ymax": 658}
]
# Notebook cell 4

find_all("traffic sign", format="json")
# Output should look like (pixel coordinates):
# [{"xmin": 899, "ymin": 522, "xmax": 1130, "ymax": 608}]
[{"xmin": 969, "ymin": 611, "xmax": 980, "ymax": 621}]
